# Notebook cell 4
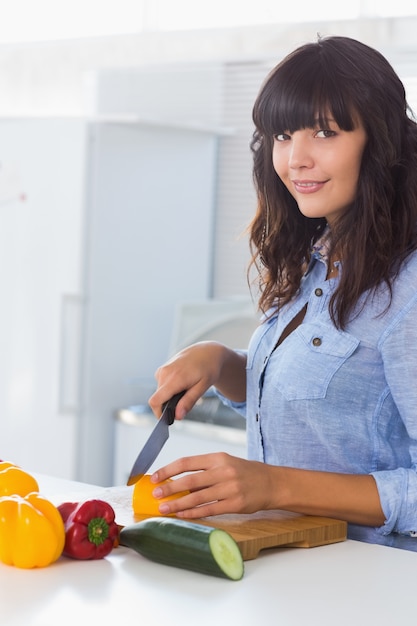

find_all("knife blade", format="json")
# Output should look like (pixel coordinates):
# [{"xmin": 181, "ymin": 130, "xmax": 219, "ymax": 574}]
[{"xmin": 126, "ymin": 390, "xmax": 186, "ymax": 486}]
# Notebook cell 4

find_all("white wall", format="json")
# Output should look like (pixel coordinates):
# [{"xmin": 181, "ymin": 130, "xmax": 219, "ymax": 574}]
[{"xmin": 0, "ymin": 17, "xmax": 417, "ymax": 117}]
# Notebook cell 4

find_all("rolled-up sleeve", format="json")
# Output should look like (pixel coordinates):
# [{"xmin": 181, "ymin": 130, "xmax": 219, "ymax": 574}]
[
  {"xmin": 214, "ymin": 390, "xmax": 247, "ymax": 419},
  {"xmin": 373, "ymin": 296, "xmax": 417, "ymax": 535},
  {"xmin": 371, "ymin": 468, "xmax": 417, "ymax": 535}
]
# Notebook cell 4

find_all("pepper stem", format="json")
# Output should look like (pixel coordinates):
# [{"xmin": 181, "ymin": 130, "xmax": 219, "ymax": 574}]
[{"xmin": 87, "ymin": 517, "xmax": 110, "ymax": 546}]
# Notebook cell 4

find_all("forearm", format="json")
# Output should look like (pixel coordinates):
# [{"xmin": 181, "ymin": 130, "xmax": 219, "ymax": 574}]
[
  {"xmin": 268, "ymin": 465, "xmax": 385, "ymax": 527},
  {"xmin": 213, "ymin": 343, "xmax": 247, "ymax": 403}
]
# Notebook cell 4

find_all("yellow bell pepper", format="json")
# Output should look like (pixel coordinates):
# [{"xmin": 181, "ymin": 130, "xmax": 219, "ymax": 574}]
[
  {"xmin": 0, "ymin": 492, "xmax": 65, "ymax": 568},
  {"xmin": 0, "ymin": 461, "xmax": 39, "ymax": 497}
]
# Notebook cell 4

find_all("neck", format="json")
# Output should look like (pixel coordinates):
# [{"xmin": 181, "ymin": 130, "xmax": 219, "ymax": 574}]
[{"xmin": 326, "ymin": 260, "xmax": 339, "ymax": 280}]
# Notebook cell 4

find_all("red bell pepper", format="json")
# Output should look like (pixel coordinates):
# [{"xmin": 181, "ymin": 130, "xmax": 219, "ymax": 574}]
[{"xmin": 58, "ymin": 499, "xmax": 119, "ymax": 560}]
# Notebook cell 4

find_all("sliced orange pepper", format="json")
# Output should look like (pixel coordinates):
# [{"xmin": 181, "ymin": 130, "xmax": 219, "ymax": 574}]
[
  {"xmin": 0, "ymin": 492, "xmax": 65, "ymax": 568},
  {"xmin": 132, "ymin": 474, "xmax": 189, "ymax": 517},
  {"xmin": 0, "ymin": 461, "xmax": 39, "ymax": 497}
]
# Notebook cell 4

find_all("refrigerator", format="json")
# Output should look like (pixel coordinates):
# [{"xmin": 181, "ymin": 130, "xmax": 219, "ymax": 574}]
[{"xmin": 0, "ymin": 114, "xmax": 219, "ymax": 486}]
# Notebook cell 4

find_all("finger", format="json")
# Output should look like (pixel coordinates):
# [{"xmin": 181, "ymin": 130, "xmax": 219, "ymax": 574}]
[
  {"xmin": 151, "ymin": 452, "xmax": 230, "ymax": 488},
  {"xmin": 155, "ymin": 466, "xmax": 237, "ymax": 515},
  {"xmin": 149, "ymin": 385, "xmax": 207, "ymax": 420},
  {"xmin": 157, "ymin": 488, "xmax": 216, "ymax": 516},
  {"xmin": 161, "ymin": 486, "xmax": 244, "ymax": 518},
  {"xmin": 175, "ymin": 500, "xmax": 233, "ymax": 519},
  {"xmin": 157, "ymin": 483, "xmax": 221, "ymax": 516}
]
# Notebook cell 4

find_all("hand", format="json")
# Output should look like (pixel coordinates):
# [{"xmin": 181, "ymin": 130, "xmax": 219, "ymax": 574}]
[
  {"xmin": 151, "ymin": 453, "xmax": 386, "ymax": 526},
  {"xmin": 148, "ymin": 342, "xmax": 225, "ymax": 419},
  {"xmin": 148, "ymin": 341, "xmax": 246, "ymax": 419},
  {"xmin": 150, "ymin": 452, "xmax": 273, "ymax": 519}
]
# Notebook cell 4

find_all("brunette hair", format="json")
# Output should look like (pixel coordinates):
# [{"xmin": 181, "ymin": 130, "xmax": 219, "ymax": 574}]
[{"xmin": 249, "ymin": 35, "xmax": 417, "ymax": 328}]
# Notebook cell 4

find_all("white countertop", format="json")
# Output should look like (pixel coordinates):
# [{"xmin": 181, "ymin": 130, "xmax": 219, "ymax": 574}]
[{"xmin": 1, "ymin": 474, "xmax": 415, "ymax": 626}]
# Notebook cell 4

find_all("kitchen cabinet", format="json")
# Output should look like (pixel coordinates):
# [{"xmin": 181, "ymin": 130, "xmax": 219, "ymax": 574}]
[
  {"xmin": 0, "ymin": 118, "xmax": 86, "ymax": 481},
  {"xmin": 77, "ymin": 119, "xmax": 219, "ymax": 486}
]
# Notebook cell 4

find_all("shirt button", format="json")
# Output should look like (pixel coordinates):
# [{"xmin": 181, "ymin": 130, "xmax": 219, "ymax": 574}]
[
  {"xmin": 255, "ymin": 413, "xmax": 259, "ymax": 422},
  {"xmin": 314, "ymin": 288, "xmax": 323, "ymax": 297},
  {"xmin": 312, "ymin": 337, "xmax": 322, "ymax": 347}
]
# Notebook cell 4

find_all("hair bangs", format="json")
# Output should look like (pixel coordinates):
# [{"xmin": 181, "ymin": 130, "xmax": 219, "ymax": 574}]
[{"xmin": 255, "ymin": 56, "xmax": 358, "ymax": 137}]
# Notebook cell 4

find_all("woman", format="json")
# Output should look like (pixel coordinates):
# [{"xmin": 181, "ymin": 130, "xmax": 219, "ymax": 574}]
[{"xmin": 148, "ymin": 36, "xmax": 417, "ymax": 550}]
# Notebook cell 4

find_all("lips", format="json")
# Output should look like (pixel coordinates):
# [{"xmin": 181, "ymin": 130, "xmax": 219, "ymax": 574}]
[{"xmin": 292, "ymin": 180, "xmax": 328, "ymax": 194}]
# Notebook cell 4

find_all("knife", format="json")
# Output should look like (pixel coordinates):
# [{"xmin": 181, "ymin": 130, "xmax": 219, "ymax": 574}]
[{"xmin": 126, "ymin": 390, "xmax": 186, "ymax": 486}]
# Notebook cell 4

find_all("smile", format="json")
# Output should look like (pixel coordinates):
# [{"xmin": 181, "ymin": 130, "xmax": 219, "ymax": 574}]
[{"xmin": 292, "ymin": 180, "xmax": 328, "ymax": 194}]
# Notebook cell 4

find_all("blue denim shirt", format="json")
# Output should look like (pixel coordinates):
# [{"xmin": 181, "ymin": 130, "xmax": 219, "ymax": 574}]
[{"xmin": 220, "ymin": 250, "xmax": 417, "ymax": 550}]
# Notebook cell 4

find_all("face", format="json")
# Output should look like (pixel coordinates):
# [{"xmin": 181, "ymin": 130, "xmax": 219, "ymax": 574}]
[{"xmin": 272, "ymin": 117, "xmax": 367, "ymax": 225}]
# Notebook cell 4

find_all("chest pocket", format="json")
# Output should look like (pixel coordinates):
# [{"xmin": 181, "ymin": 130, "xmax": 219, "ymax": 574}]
[{"xmin": 271, "ymin": 322, "xmax": 360, "ymax": 401}]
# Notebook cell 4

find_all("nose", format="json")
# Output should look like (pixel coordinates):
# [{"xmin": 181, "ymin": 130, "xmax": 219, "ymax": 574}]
[{"xmin": 288, "ymin": 133, "xmax": 314, "ymax": 169}]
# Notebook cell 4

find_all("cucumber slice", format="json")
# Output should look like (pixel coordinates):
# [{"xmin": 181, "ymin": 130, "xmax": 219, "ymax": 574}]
[
  {"xmin": 209, "ymin": 528, "xmax": 245, "ymax": 581},
  {"xmin": 119, "ymin": 517, "xmax": 244, "ymax": 581}
]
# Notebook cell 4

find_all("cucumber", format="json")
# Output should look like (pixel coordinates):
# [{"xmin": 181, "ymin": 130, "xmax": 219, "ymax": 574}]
[{"xmin": 119, "ymin": 517, "xmax": 244, "ymax": 581}]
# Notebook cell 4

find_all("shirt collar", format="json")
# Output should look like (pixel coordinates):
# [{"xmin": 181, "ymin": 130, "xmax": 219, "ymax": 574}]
[{"xmin": 311, "ymin": 226, "xmax": 332, "ymax": 266}]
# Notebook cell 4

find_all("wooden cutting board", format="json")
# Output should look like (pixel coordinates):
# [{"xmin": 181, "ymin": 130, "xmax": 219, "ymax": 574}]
[{"xmin": 91, "ymin": 486, "xmax": 347, "ymax": 560}]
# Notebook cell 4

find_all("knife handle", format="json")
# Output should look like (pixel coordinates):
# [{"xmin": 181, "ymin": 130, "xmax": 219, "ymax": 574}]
[{"xmin": 162, "ymin": 390, "xmax": 187, "ymax": 425}]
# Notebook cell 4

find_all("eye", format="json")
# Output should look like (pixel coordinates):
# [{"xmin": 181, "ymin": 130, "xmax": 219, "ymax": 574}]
[
  {"xmin": 274, "ymin": 132, "xmax": 291, "ymax": 142},
  {"xmin": 315, "ymin": 129, "xmax": 336, "ymax": 138}
]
